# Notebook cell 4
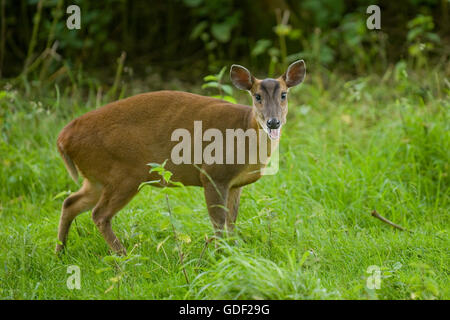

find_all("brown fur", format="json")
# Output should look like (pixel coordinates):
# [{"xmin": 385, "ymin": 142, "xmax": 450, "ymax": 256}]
[{"xmin": 56, "ymin": 61, "xmax": 305, "ymax": 255}]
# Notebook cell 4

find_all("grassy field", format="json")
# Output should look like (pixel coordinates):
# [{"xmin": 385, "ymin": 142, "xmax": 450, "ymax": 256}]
[{"xmin": 0, "ymin": 65, "xmax": 448, "ymax": 300}]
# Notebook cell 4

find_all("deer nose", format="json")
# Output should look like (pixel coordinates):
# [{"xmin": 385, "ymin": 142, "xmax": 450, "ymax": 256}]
[{"xmin": 267, "ymin": 118, "xmax": 281, "ymax": 129}]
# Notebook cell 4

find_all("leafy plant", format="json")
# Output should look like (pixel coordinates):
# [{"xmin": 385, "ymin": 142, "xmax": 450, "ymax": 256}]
[
  {"xmin": 407, "ymin": 262, "xmax": 441, "ymax": 300},
  {"xmin": 141, "ymin": 161, "xmax": 191, "ymax": 284},
  {"xmin": 99, "ymin": 249, "xmax": 149, "ymax": 299},
  {"xmin": 186, "ymin": 0, "xmax": 242, "ymax": 68},
  {"xmin": 407, "ymin": 15, "xmax": 440, "ymax": 69},
  {"xmin": 201, "ymin": 66, "xmax": 236, "ymax": 103},
  {"xmin": 252, "ymin": 10, "xmax": 303, "ymax": 76}
]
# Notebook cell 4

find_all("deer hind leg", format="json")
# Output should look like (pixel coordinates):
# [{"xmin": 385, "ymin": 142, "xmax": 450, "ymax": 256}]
[
  {"xmin": 226, "ymin": 187, "xmax": 242, "ymax": 232},
  {"xmin": 91, "ymin": 181, "xmax": 139, "ymax": 255},
  {"xmin": 203, "ymin": 181, "xmax": 229, "ymax": 238},
  {"xmin": 56, "ymin": 179, "xmax": 102, "ymax": 253}
]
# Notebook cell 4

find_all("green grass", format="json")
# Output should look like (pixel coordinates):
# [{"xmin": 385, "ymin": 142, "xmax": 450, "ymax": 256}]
[{"xmin": 0, "ymin": 67, "xmax": 448, "ymax": 300}]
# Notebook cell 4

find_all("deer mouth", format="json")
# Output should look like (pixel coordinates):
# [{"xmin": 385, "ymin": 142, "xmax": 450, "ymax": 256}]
[
  {"xmin": 268, "ymin": 127, "xmax": 281, "ymax": 140},
  {"xmin": 258, "ymin": 119, "xmax": 282, "ymax": 140}
]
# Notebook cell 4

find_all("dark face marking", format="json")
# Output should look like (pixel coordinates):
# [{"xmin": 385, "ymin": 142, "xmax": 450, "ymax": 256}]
[
  {"xmin": 257, "ymin": 78, "xmax": 283, "ymax": 119},
  {"xmin": 260, "ymin": 79, "xmax": 280, "ymax": 101}
]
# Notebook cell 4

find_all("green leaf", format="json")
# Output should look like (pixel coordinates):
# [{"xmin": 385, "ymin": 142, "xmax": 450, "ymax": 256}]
[
  {"xmin": 109, "ymin": 275, "xmax": 122, "ymax": 283},
  {"xmin": 273, "ymin": 24, "xmax": 292, "ymax": 37},
  {"xmin": 52, "ymin": 190, "xmax": 70, "ymax": 200},
  {"xmin": 288, "ymin": 29, "xmax": 302, "ymax": 40},
  {"xmin": 407, "ymin": 28, "xmax": 422, "ymax": 42},
  {"xmin": 203, "ymin": 75, "xmax": 218, "ymax": 82},
  {"xmin": 217, "ymin": 66, "xmax": 227, "ymax": 81},
  {"xmin": 139, "ymin": 180, "xmax": 161, "ymax": 190},
  {"xmin": 221, "ymin": 84, "xmax": 233, "ymax": 96},
  {"xmin": 202, "ymin": 82, "xmax": 219, "ymax": 90},
  {"xmin": 251, "ymin": 39, "xmax": 272, "ymax": 57},
  {"xmin": 147, "ymin": 162, "xmax": 163, "ymax": 168},
  {"xmin": 160, "ymin": 220, "xmax": 170, "ymax": 230},
  {"xmin": 162, "ymin": 171, "xmax": 173, "ymax": 183},
  {"xmin": 211, "ymin": 23, "xmax": 232, "ymax": 43},
  {"xmin": 171, "ymin": 181, "xmax": 185, "ymax": 187},
  {"xmin": 104, "ymin": 284, "xmax": 115, "ymax": 294},
  {"xmin": 299, "ymin": 250, "xmax": 310, "ymax": 267},
  {"xmin": 96, "ymin": 267, "xmax": 112, "ymax": 274},
  {"xmin": 157, "ymin": 236, "xmax": 170, "ymax": 252},
  {"xmin": 425, "ymin": 32, "xmax": 440, "ymax": 43},
  {"xmin": 177, "ymin": 233, "xmax": 191, "ymax": 244},
  {"xmin": 190, "ymin": 21, "xmax": 208, "ymax": 40},
  {"xmin": 150, "ymin": 167, "xmax": 164, "ymax": 173},
  {"xmin": 212, "ymin": 95, "xmax": 237, "ymax": 104},
  {"xmin": 268, "ymin": 47, "xmax": 280, "ymax": 57}
]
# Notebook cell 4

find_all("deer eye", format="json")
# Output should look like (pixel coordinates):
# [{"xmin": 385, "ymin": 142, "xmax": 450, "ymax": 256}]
[
  {"xmin": 254, "ymin": 94, "xmax": 262, "ymax": 103},
  {"xmin": 281, "ymin": 92, "xmax": 287, "ymax": 100}
]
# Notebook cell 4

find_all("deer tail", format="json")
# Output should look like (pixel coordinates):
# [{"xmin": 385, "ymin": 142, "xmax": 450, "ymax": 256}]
[{"xmin": 57, "ymin": 140, "xmax": 79, "ymax": 183}]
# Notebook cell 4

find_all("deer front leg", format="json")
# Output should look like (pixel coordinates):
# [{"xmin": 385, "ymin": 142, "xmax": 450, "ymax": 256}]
[
  {"xmin": 203, "ymin": 181, "xmax": 229, "ymax": 238},
  {"xmin": 226, "ymin": 187, "xmax": 242, "ymax": 232}
]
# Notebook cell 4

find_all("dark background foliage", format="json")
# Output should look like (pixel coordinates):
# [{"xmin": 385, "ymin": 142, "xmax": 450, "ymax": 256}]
[{"xmin": 1, "ymin": 0, "xmax": 448, "ymax": 83}]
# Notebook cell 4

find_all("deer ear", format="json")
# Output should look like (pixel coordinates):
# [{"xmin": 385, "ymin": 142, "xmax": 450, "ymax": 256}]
[
  {"xmin": 282, "ymin": 60, "xmax": 306, "ymax": 88},
  {"xmin": 230, "ymin": 64, "xmax": 254, "ymax": 91}
]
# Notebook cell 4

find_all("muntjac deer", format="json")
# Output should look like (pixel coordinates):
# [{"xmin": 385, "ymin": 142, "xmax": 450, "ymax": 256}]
[{"xmin": 56, "ymin": 60, "xmax": 306, "ymax": 255}]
